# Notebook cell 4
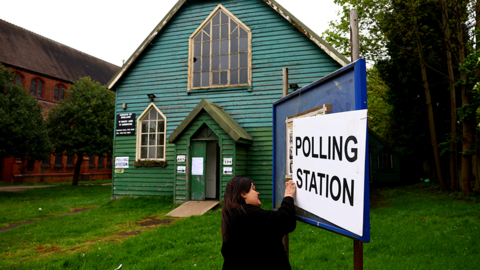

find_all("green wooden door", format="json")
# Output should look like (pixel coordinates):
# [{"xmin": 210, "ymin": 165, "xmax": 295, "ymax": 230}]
[{"xmin": 190, "ymin": 141, "xmax": 206, "ymax": 201}]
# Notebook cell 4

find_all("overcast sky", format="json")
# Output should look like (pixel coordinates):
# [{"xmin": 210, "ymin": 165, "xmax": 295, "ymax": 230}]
[{"xmin": 0, "ymin": 0, "xmax": 341, "ymax": 67}]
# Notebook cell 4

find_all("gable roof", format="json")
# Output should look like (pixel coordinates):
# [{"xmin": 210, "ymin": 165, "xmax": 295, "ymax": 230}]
[
  {"xmin": 107, "ymin": 0, "xmax": 350, "ymax": 90},
  {"xmin": 0, "ymin": 19, "xmax": 120, "ymax": 85},
  {"xmin": 168, "ymin": 99, "xmax": 253, "ymax": 143}
]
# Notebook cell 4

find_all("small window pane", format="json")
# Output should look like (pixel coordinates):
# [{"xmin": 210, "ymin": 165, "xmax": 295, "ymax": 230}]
[
  {"xmin": 141, "ymin": 147, "xmax": 148, "ymax": 158},
  {"xmin": 231, "ymin": 38, "xmax": 238, "ymax": 53},
  {"xmin": 221, "ymin": 24, "xmax": 228, "ymax": 39},
  {"xmin": 157, "ymin": 120, "xmax": 165, "ymax": 132},
  {"xmin": 231, "ymin": 27, "xmax": 238, "ymax": 38},
  {"xmin": 16, "ymin": 75, "xmax": 22, "ymax": 85},
  {"xmin": 201, "ymin": 72, "xmax": 210, "ymax": 87},
  {"xmin": 148, "ymin": 147, "xmax": 156, "ymax": 159},
  {"xmin": 221, "ymin": 40, "xmax": 229, "ymax": 54},
  {"xmin": 212, "ymin": 56, "xmax": 220, "ymax": 71},
  {"xmin": 202, "ymin": 57, "xmax": 210, "ymax": 71},
  {"xmin": 54, "ymin": 86, "xmax": 59, "ymax": 100},
  {"xmin": 212, "ymin": 72, "xmax": 220, "ymax": 85},
  {"xmin": 149, "ymin": 121, "xmax": 156, "ymax": 132},
  {"xmin": 37, "ymin": 81, "xmax": 42, "ymax": 97},
  {"xmin": 212, "ymin": 41, "xmax": 219, "ymax": 55},
  {"xmin": 202, "ymin": 41, "xmax": 210, "ymax": 56},
  {"xmin": 240, "ymin": 37, "xmax": 248, "ymax": 52},
  {"xmin": 221, "ymin": 55, "xmax": 228, "ymax": 70},
  {"xmin": 149, "ymin": 134, "xmax": 156, "ymax": 145},
  {"xmin": 212, "ymin": 26, "xmax": 220, "ymax": 40},
  {"xmin": 231, "ymin": 70, "xmax": 239, "ymax": 85},
  {"xmin": 194, "ymin": 58, "xmax": 201, "ymax": 72},
  {"xmin": 141, "ymin": 122, "xmax": 148, "ymax": 133},
  {"xmin": 239, "ymin": 27, "xmax": 248, "ymax": 37},
  {"xmin": 157, "ymin": 134, "xmax": 165, "ymax": 146},
  {"xmin": 194, "ymin": 43, "xmax": 201, "ymax": 57},
  {"xmin": 143, "ymin": 113, "xmax": 149, "ymax": 121},
  {"xmin": 158, "ymin": 113, "xmax": 164, "ymax": 121},
  {"xmin": 240, "ymin": 69, "xmax": 248, "ymax": 84},
  {"xmin": 202, "ymin": 32, "xmax": 210, "ymax": 41},
  {"xmin": 141, "ymin": 134, "xmax": 148, "ymax": 146},
  {"xmin": 60, "ymin": 88, "xmax": 65, "ymax": 100},
  {"xmin": 149, "ymin": 110, "xmax": 157, "ymax": 121},
  {"xmin": 221, "ymin": 71, "xmax": 228, "ymax": 84},
  {"xmin": 194, "ymin": 34, "xmax": 202, "ymax": 42},
  {"xmin": 193, "ymin": 73, "xmax": 201, "ymax": 87},
  {"xmin": 231, "ymin": 54, "xmax": 238, "ymax": 69},
  {"xmin": 30, "ymin": 80, "xmax": 36, "ymax": 95},
  {"xmin": 157, "ymin": 146, "xmax": 164, "ymax": 159},
  {"xmin": 213, "ymin": 13, "xmax": 220, "ymax": 25},
  {"xmin": 203, "ymin": 22, "xmax": 210, "ymax": 35},
  {"xmin": 240, "ymin": 53, "xmax": 248, "ymax": 68},
  {"xmin": 221, "ymin": 12, "xmax": 229, "ymax": 24},
  {"xmin": 231, "ymin": 21, "xmax": 238, "ymax": 33}
]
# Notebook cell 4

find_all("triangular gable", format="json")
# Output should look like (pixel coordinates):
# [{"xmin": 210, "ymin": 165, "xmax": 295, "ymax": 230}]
[
  {"xmin": 107, "ymin": 0, "xmax": 350, "ymax": 90},
  {"xmin": 168, "ymin": 99, "xmax": 253, "ymax": 143}
]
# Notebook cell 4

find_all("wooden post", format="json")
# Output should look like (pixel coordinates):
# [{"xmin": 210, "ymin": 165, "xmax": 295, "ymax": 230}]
[
  {"xmin": 282, "ymin": 67, "xmax": 290, "ymax": 260},
  {"xmin": 351, "ymin": 10, "xmax": 363, "ymax": 270},
  {"xmin": 350, "ymin": 10, "xmax": 359, "ymax": 62}
]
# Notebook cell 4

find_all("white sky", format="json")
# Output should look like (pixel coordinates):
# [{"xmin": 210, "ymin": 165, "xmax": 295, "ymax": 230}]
[{"xmin": 0, "ymin": 0, "xmax": 341, "ymax": 67}]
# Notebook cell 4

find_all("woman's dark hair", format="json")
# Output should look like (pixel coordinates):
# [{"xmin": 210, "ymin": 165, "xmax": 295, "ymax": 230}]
[{"xmin": 221, "ymin": 175, "xmax": 253, "ymax": 242}]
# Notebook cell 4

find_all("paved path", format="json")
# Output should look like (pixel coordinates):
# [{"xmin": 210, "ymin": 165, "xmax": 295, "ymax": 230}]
[{"xmin": 0, "ymin": 183, "xmax": 111, "ymax": 192}]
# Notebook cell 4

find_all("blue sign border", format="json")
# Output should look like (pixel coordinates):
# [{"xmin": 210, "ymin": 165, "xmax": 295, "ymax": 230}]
[{"xmin": 272, "ymin": 59, "xmax": 370, "ymax": 243}]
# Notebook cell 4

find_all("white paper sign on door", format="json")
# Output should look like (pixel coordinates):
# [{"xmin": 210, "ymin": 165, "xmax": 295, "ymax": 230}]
[
  {"xmin": 223, "ymin": 167, "xmax": 232, "ymax": 175},
  {"xmin": 177, "ymin": 155, "xmax": 186, "ymax": 163},
  {"xmin": 192, "ymin": 157, "xmax": 204, "ymax": 175},
  {"xmin": 177, "ymin": 166, "xmax": 186, "ymax": 173},
  {"xmin": 115, "ymin": 157, "xmax": 129, "ymax": 168},
  {"xmin": 293, "ymin": 109, "xmax": 367, "ymax": 236},
  {"xmin": 223, "ymin": 158, "xmax": 233, "ymax": 165}
]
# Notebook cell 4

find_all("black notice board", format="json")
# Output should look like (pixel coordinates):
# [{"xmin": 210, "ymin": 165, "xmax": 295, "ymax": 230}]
[{"xmin": 116, "ymin": 113, "xmax": 136, "ymax": 136}]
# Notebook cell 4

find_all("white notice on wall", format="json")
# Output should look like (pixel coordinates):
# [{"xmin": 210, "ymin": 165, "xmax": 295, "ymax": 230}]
[
  {"xmin": 192, "ymin": 157, "xmax": 204, "ymax": 175},
  {"xmin": 223, "ymin": 167, "xmax": 232, "ymax": 175},
  {"xmin": 293, "ymin": 109, "xmax": 367, "ymax": 236},
  {"xmin": 177, "ymin": 155, "xmax": 186, "ymax": 163},
  {"xmin": 115, "ymin": 157, "xmax": 129, "ymax": 169},
  {"xmin": 223, "ymin": 158, "xmax": 233, "ymax": 165},
  {"xmin": 177, "ymin": 166, "xmax": 186, "ymax": 174}
]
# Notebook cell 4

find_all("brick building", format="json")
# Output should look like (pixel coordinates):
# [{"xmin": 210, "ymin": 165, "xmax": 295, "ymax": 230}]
[{"xmin": 0, "ymin": 19, "xmax": 120, "ymax": 183}]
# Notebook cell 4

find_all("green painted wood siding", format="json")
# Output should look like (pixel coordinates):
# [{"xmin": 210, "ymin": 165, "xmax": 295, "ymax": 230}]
[
  {"xmin": 368, "ymin": 133, "xmax": 402, "ymax": 186},
  {"xmin": 113, "ymin": 0, "xmax": 341, "ymax": 198}
]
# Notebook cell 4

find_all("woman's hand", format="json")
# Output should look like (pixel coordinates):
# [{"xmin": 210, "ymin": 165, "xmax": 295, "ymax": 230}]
[{"xmin": 284, "ymin": 180, "xmax": 296, "ymax": 198}]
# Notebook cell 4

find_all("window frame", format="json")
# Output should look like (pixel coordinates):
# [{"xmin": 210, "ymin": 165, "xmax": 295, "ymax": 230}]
[
  {"xmin": 187, "ymin": 4, "xmax": 252, "ymax": 91},
  {"xmin": 54, "ymin": 84, "xmax": 66, "ymax": 101},
  {"xmin": 377, "ymin": 148, "xmax": 394, "ymax": 170},
  {"xmin": 135, "ymin": 103, "xmax": 167, "ymax": 161},
  {"xmin": 30, "ymin": 78, "xmax": 44, "ymax": 99},
  {"xmin": 13, "ymin": 72, "xmax": 24, "ymax": 87}
]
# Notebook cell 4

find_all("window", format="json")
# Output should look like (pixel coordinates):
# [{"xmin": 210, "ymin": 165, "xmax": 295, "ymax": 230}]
[
  {"xmin": 66, "ymin": 155, "xmax": 74, "ymax": 166},
  {"xmin": 89, "ymin": 155, "xmax": 96, "ymax": 168},
  {"xmin": 55, "ymin": 153, "xmax": 63, "ymax": 167},
  {"xmin": 30, "ymin": 78, "xmax": 44, "ymax": 98},
  {"xmin": 189, "ymin": 4, "xmax": 251, "ymax": 90},
  {"xmin": 136, "ymin": 103, "xmax": 167, "ymax": 161},
  {"xmin": 13, "ymin": 72, "xmax": 23, "ymax": 87},
  {"xmin": 98, "ymin": 156, "xmax": 104, "ymax": 168},
  {"xmin": 27, "ymin": 159, "xmax": 35, "ymax": 171},
  {"xmin": 54, "ymin": 84, "xmax": 66, "ymax": 101},
  {"xmin": 377, "ymin": 148, "xmax": 393, "ymax": 170}
]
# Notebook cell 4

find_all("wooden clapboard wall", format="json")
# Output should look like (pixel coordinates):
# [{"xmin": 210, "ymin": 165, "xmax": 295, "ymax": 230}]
[{"xmin": 112, "ymin": 0, "xmax": 342, "ymax": 199}]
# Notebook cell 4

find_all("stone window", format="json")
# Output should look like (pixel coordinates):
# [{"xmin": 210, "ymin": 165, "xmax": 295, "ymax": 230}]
[
  {"xmin": 189, "ymin": 4, "xmax": 251, "ymax": 90},
  {"xmin": 136, "ymin": 103, "xmax": 167, "ymax": 161}
]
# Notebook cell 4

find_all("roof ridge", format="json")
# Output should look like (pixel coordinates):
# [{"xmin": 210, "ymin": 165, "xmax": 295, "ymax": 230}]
[{"xmin": 0, "ymin": 19, "xmax": 120, "ymax": 69}]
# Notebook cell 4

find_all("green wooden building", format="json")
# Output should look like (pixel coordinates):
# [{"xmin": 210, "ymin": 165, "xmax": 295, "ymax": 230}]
[{"xmin": 108, "ymin": 0, "xmax": 351, "ymax": 202}]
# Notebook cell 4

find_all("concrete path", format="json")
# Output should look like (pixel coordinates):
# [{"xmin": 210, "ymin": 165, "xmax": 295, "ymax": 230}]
[
  {"xmin": 0, "ymin": 183, "xmax": 111, "ymax": 192},
  {"xmin": 167, "ymin": 200, "xmax": 220, "ymax": 218}
]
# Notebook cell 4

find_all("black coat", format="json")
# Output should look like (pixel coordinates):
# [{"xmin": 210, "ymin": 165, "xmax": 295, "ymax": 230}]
[{"xmin": 221, "ymin": 197, "xmax": 296, "ymax": 270}]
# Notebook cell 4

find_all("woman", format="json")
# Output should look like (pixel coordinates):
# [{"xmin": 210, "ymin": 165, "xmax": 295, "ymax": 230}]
[{"xmin": 221, "ymin": 175, "xmax": 297, "ymax": 270}]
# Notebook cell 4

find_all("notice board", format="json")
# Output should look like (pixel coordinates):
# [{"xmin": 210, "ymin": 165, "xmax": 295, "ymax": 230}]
[{"xmin": 272, "ymin": 59, "xmax": 370, "ymax": 242}]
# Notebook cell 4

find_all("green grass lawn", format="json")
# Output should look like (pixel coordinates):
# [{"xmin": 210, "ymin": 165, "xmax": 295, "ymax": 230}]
[{"xmin": 0, "ymin": 184, "xmax": 479, "ymax": 269}]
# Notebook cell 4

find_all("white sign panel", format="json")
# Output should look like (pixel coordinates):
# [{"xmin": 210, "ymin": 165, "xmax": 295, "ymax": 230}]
[
  {"xmin": 192, "ymin": 157, "xmax": 204, "ymax": 175},
  {"xmin": 177, "ymin": 166, "xmax": 186, "ymax": 174},
  {"xmin": 223, "ymin": 158, "xmax": 233, "ymax": 165},
  {"xmin": 293, "ymin": 110, "xmax": 367, "ymax": 236},
  {"xmin": 115, "ymin": 157, "xmax": 129, "ymax": 169},
  {"xmin": 177, "ymin": 155, "xmax": 186, "ymax": 163},
  {"xmin": 223, "ymin": 167, "xmax": 232, "ymax": 175}
]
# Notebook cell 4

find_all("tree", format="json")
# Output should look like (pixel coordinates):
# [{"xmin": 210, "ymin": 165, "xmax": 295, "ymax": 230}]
[
  {"xmin": 0, "ymin": 64, "xmax": 51, "ymax": 160},
  {"xmin": 46, "ymin": 77, "xmax": 115, "ymax": 186}
]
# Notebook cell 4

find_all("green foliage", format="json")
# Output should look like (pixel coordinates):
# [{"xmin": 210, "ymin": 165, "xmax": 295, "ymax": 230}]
[
  {"xmin": 46, "ymin": 77, "xmax": 115, "ymax": 157},
  {"xmin": 0, "ymin": 64, "xmax": 51, "ymax": 160},
  {"xmin": 367, "ymin": 66, "xmax": 393, "ymax": 141}
]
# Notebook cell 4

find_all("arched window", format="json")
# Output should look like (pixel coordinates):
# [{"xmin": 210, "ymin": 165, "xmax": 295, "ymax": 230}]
[
  {"xmin": 136, "ymin": 103, "xmax": 167, "ymax": 161},
  {"xmin": 377, "ymin": 148, "xmax": 393, "ymax": 170},
  {"xmin": 189, "ymin": 4, "xmax": 251, "ymax": 90},
  {"xmin": 30, "ymin": 78, "xmax": 43, "ymax": 98},
  {"xmin": 54, "ymin": 84, "xmax": 66, "ymax": 101},
  {"xmin": 14, "ymin": 72, "xmax": 23, "ymax": 86}
]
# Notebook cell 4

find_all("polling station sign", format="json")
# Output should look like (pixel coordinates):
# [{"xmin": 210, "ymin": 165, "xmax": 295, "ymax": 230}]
[{"xmin": 293, "ymin": 109, "xmax": 367, "ymax": 236}]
